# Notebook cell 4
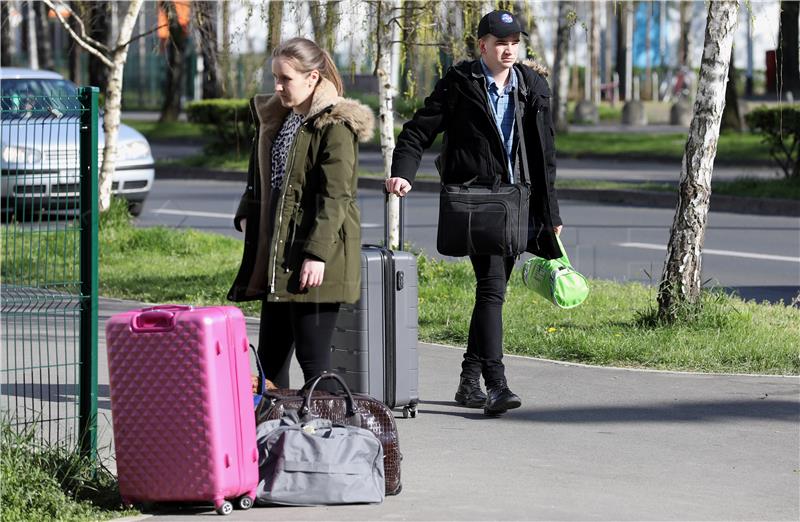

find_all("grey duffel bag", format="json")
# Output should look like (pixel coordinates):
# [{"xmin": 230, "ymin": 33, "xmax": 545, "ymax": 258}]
[{"xmin": 255, "ymin": 411, "xmax": 385, "ymax": 506}]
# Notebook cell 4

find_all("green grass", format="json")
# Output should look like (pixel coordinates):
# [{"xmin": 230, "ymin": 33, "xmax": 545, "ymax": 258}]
[
  {"xmin": 416, "ymin": 256, "xmax": 800, "ymax": 375},
  {"xmin": 123, "ymin": 119, "xmax": 206, "ymax": 141},
  {"xmin": 1, "ymin": 422, "xmax": 136, "ymax": 521},
  {"xmin": 556, "ymin": 176, "xmax": 800, "ymax": 200},
  {"xmin": 5, "ymin": 200, "xmax": 796, "ymax": 375},
  {"xmin": 557, "ymin": 131, "xmax": 771, "ymax": 164},
  {"xmin": 11, "ymin": 200, "xmax": 799, "ymax": 375},
  {"xmin": 159, "ymin": 151, "xmax": 250, "ymax": 172}
]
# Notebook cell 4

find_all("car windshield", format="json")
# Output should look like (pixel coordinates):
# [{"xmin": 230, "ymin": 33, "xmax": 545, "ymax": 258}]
[{"xmin": 0, "ymin": 78, "xmax": 82, "ymax": 119}]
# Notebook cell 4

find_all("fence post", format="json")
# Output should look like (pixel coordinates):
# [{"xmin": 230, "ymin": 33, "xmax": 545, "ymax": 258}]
[{"xmin": 78, "ymin": 86, "xmax": 99, "ymax": 460}]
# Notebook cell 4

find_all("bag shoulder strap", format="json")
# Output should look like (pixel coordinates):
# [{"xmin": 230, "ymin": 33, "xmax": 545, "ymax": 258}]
[{"xmin": 513, "ymin": 69, "xmax": 531, "ymax": 187}]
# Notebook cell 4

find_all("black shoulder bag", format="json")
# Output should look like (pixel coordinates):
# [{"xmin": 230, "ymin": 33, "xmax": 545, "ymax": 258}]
[{"xmin": 436, "ymin": 73, "xmax": 532, "ymax": 257}]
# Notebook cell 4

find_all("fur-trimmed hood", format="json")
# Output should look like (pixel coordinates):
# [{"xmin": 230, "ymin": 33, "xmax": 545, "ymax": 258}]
[{"xmin": 251, "ymin": 77, "xmax": 375, "ymax": 143}]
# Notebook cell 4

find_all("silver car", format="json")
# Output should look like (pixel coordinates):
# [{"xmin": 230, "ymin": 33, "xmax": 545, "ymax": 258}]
[{"xmin": 1, "ymin": 67, "xmax": 154, "ymax": 218}]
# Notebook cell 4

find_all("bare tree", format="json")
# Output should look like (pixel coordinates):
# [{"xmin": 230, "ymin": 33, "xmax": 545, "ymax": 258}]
[
  {"xmin": 552, "ymin": 1, "xmax": 573, "ymax": 132},
  {"xmin": 678, "ymin": 0, "xmax": 691, "ymax": 67},
  {"xmin": 26, "ymin": 1, "xmax": 39, "ymax": 69},
  {"xmin": 160, "ymin": 1, "xmax": 189, "ymax": 122},
  {"xmin": 267, "ymin": 0, "xmax": 283, "ymax": 55},
  {"xmin": 220, "ymin": 0, "xmax": 231, "ymax": 96},
  {"xmin": 43, "ymin": 0, "xmax": 146, "ymax": 213},
  {"xmin": 658, "ymin": 0, "xmax": 739, "ymax": 322},
  {"xmin": 193, "ymin": 1, "xmax": 222, "ymax": 99},
  {"xmin": 35, "ymin": 1, "xmax": 55, "ymax": 70},
  {"xmin": 309, "ymin": 1, "xmax": 341, "ymax": 54},
  {"xmin": 778, "ymin": 0, "xmax": 800, "ymax": 98},
  {"xmin": 518, "ymin": 1, "xmax": 548, "ymax": 69},
  {"xmin": 721, "ymin": 47, "xmax": 742, "ymax": 131},
  {"xmin": 1, "ymin": 0, "xmax": 13, "ymax": 66},
  {"xmin": 88, "ymin": 2, "xmax": 110, "ymax": 90}
]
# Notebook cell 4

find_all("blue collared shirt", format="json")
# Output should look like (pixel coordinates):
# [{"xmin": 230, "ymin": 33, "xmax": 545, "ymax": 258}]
[{"xmin": 480, "ymin": 59, "xmax": 516, "ymax": 182}]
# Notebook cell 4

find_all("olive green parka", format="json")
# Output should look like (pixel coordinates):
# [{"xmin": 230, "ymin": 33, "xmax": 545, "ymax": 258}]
[{"xmin": 227, "ymin": 78, "xmax": 375, "ymax": 304}]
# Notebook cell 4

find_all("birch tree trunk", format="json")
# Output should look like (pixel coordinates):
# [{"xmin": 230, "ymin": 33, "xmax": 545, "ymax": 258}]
[
  {"xmin": 552, "ymin": 1, "xmax": 572, "ymax": 133},
  {"xmin": 44, "ymin": 0, "xmax": 144, "ymax": 213},
  {"xmin": 98, "ymin": 0, "xmax": 145, "ymax": 212},
  {"xmin": 375, "ymin": 0, "xmax": 400, "ymax": 249},
  {"xmin": 657, "ymin": 0, "xmax": 739, "ymax": 322}
]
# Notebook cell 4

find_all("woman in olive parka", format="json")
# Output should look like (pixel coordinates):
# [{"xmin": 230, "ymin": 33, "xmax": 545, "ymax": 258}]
[{"xmin": 228, "ymin": 37, "xmax": 374, "ymax": 388}]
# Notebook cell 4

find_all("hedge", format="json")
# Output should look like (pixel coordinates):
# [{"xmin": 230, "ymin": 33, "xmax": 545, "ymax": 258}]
[
  {"xmin": 185, "ymin": 99, "xmax": 254, "ymax": 153},
  {"xmin": 745, "ymin": 104, "xmax": 800, "ymax": 178}
]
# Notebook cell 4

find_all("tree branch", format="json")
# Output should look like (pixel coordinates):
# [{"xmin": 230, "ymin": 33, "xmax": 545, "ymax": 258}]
[
  {"xmin": 42, "ymin": 0, "xmax": 113, "ymax": 67},
  {"xmin": 114, "ymin": 22, "xmax": 169, "ymax": 52},
  {"xmin": 43, "ymin": 0, "xmax": 112, "ymax": 53}
]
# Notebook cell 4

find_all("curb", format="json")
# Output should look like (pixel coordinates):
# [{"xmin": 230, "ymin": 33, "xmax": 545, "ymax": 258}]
[{"xmin": 155, "ymin": 166, "xmax": 799, "ymax": 218}]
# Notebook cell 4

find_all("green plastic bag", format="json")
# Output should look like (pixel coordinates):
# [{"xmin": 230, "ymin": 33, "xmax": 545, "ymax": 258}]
[{"xmin": 521, "ymin": 236, "xmax": 589, "ymax": 309}]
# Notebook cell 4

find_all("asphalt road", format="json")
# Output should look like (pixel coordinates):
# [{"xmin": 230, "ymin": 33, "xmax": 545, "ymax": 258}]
[{"xmin": 137, "ymin": 179, "xmax": 800, "ymax": 304}]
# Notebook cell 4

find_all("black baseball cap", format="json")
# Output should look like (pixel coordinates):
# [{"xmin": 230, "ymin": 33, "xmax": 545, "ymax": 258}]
[{"xmin": 477, "ymin": 10, "xmax": 528, "ymax": 39}]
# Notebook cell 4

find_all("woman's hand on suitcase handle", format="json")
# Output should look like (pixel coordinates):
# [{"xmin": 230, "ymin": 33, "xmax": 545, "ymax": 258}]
[
  {"xmin": 554, "ymin": 225, "xmax": 562, "ymax": 236},
  {"xmin": 385, "ymin": 177, "xmax": 412, "ymax": 197},
  {"xmin": 299, "ymin": 258, "xmax": 325, "ymax": 291}
]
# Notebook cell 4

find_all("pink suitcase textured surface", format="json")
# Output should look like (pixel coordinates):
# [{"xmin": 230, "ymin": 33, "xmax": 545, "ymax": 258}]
[{"xmin": 105, "ymin": 305, "xmax": 258, "ymax": 511}]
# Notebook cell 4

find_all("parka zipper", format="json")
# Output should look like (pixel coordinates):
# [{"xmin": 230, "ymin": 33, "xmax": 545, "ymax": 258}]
[{"xmin": 269, "ymin": 126, "xmax": 303, "ymax": 293}]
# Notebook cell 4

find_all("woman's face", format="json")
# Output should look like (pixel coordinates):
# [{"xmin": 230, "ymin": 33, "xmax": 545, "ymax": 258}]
[{"xmin": 272, "ymin": 57, "xmax": 319, "ymax": 113}]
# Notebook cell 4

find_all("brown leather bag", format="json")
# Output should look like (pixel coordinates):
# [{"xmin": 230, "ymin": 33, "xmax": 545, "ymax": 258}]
[{"xmin": 255, "ymin": 372, "xmax": 403, "ymax": 496}]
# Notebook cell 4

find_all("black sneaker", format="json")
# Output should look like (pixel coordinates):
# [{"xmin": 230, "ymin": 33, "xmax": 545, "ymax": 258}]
[
  {"xmin": 454, "ymin": 377, "xmax": 488, "ymax": 408},
  {"xmin": 484, "ymin": 383, "xmax": 522, "ymax": 415}
]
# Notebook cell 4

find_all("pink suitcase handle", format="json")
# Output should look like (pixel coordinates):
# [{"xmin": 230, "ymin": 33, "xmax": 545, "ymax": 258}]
[{"xmin": 131, "ymin": 310, "xmax": 179, "ymax": 332}]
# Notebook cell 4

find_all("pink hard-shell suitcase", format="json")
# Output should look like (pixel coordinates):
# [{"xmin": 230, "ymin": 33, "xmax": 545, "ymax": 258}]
[{"xmin": 105, "ymin": 305, "xmax": 258, "ymax": 515}]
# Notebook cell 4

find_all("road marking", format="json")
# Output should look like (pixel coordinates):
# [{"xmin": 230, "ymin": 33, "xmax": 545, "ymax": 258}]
[
  {"xmin": 152, "ymin": 208, "xmax": 235, "ymax": 219},
  {"xmin": 618, "ymin": 242, "xmax": 800, "ymax": 263}
]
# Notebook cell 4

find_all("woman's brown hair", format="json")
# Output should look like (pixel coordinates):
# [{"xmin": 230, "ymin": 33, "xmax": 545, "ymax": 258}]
[{"xmin": 272, "ymin": 37, "xmax": 344, "ymax": 96}]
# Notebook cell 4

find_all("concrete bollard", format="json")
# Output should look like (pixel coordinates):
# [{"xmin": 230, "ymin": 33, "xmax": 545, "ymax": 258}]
[{"xmin": 622, "ymin": 100, "xmax": 647, "ymax": 126}]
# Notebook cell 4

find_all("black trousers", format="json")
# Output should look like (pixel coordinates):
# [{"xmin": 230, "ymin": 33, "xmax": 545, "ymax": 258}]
[
  {"xmin": 258, "ymin": 301, "xmax": 341, "ymax": 390},
  {"xmin": 461, "ymin": 254, "xmax": 515, "ymax": 385}
]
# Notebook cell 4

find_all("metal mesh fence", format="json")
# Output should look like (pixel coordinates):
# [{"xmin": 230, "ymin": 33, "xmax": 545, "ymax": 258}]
[{"xmin": 1, "ymin": 86, "xmax": 98, "ymax": 454}]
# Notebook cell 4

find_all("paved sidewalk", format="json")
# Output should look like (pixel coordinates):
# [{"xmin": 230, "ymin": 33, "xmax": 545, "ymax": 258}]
[{"xmin": 97, "ymin": 298, "xmax": 799, "ymax": 521}]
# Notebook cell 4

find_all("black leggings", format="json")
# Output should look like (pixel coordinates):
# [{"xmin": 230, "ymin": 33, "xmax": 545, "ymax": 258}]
[{"xmin": 258, "ymin": 301, "xmax": 341, "ymax": 390}]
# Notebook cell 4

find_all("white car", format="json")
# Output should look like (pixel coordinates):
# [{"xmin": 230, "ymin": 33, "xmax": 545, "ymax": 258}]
[{"xmin": 1, "ymin": 67, "xmax": 154, "ymax": 218}]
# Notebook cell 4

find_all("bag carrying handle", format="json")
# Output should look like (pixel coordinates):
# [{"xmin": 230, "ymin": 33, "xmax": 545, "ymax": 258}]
[
  {"xmin": 298, "ymin": 372, "xmax": 361, "ymax": 421},
  {"xmin": 555, "ymin": 235, "xmax": 572, "ymax": 266}
]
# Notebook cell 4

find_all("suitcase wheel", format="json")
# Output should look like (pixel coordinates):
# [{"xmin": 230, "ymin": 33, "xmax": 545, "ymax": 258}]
[
  {"xmin": 402, "ymin": 405, "xmax": 418, "ymax": 419},
  {"xmin": 215, "ymin": 500, "xmax": 234, "ymax": 516},
  {"xmin": 236, "ymin": 496, "xmax": 254, "ymax": 510}
]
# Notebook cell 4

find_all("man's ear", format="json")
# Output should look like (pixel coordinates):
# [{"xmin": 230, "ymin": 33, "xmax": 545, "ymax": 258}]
[{"xmin": 478, "ymin": 37, "xmax": 486, "ymax": 55}]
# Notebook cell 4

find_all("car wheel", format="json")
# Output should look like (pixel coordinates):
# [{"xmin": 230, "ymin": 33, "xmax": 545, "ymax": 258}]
[{"xmin": 128, "ymin": 201, "xmax": 144, "ymax": 217}]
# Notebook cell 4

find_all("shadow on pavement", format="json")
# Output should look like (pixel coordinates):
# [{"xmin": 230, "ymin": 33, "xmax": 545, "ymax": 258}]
[
  {"xmin": 421, "ymin": 399, "xmax": 800, "ymax": 424},
  {"xmin": 1, "ymin": 383, "xmax": 111, "ymax": 409}
]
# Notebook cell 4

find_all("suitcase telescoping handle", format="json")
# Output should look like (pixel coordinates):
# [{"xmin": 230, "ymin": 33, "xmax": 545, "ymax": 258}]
[
  {"xmin": 299, "ymin": 372, "xmax": 361, "ymax": 422},
  {"xmin": 383, "ymin": 186, "xmax": 405, "ymax": 250}
]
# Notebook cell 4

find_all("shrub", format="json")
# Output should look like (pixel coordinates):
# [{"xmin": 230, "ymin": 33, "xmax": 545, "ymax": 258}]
[
  {"xmin": 1, "ymin": 422, "xmax": 132, "ymax": 521},
  {"xmin": 744, "ymin": 104, "xmax": 800, "ymax": 178},
  {"xmin": 185, "ymin": 99, "xmax": 254, "ymax": 154}
]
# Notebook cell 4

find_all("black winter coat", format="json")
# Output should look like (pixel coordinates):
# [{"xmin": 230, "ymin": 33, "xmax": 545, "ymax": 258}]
[{"xmin": 392, "ymin": 60, "xmax": 562, "ymax": 260}]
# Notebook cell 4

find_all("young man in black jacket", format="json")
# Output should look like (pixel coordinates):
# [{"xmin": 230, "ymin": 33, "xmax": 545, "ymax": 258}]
[{"xmin": 385, "ymin": 9, "xmax": 563, "ymax": 416}]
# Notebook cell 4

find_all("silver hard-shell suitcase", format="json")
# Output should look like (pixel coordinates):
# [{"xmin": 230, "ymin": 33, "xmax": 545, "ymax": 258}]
[{"xmin": 330, "ymin": 193, "xmax": 419, "ymax": 418}]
